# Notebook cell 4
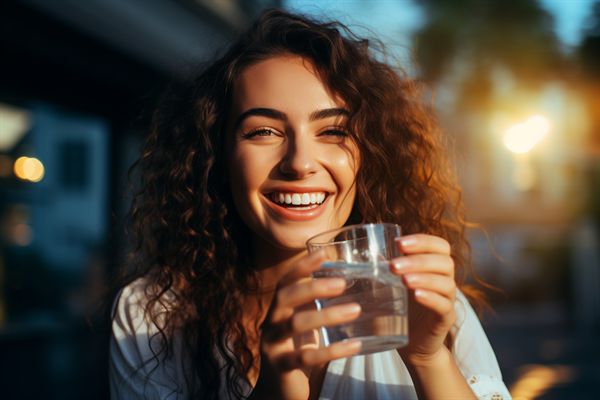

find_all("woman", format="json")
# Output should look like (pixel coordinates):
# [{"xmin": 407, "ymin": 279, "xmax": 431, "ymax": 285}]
[{"xmin": 110, "ymin": 8, "xmax": 511, "ymax": 400}]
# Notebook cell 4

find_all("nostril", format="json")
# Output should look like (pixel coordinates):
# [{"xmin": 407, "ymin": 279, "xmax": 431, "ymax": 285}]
[{"xmin": 278, "ymin": 152, "xmax": 319, "ymax": 177}]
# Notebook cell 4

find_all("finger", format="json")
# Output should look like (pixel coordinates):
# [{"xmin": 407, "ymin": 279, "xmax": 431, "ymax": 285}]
[
  {"xmin": 278, "ymin": 250, "xmax": 327, "ymax": 287},
  {"xmin": 290, "ymin": 303, "xmax": 361, "ymax": 335},
  {"xmin": 265, "ymin": 302, "xmax": 361, "ymax": 343},
  {"xmin": 274, "ymin": 340, "xmax": 362, "ymax": 371},
  {"xmin": 273, "ymin": 277, "xmax": 347, "ymax": 316},
  {"xmin": 414, "ymin": 289, "xmax": 455, "ymax": 317},
  {"xmin": 403, "ymin": 273, "xmax": 456, "ymax": 301},
  {"xmin": 390, "ymin": 254, "xmax": 454, "ymax": 278},
  {"xmin": 395, "ymin": 234, "xmax": 451, "ymax": 255}
]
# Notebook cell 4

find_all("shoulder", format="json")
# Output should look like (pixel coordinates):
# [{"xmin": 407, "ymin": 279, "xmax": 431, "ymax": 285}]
[
  {"xmin": 111, "ymin": 277, "xmax": 178, "ymax": 334},
  {"xmin": 112, "ymin": 278, "xmax": 158, "ymax": 336},
  {"xmin": 109, "ymin": 277, "xmax": 187, "ymax": 399}
]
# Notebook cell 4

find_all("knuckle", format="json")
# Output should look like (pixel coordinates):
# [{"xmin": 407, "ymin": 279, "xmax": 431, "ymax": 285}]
[
  {"xmin": 449, "ymin": 310, "xmax": 457, "ymax": 326},
  {"xmin": 441, "ymin": 300, "xmax": 454, "ymax": 314},
  {"xmin": 298, "ymin": 349, "xmax": 313, "ymax": 366},
  {"xmin": 437, "ymin": 255, "xmax": 454, "ymax": 276},
  {"xmin": 442, "ymin": 239, "xmax": 451, "ymax": 254},
  {"xmin": 275, "ymin": 289, "xmax": 286, "ymax": 306},
  {"xmin": 289, "ymin": 314, "xmax": 303, "ymax": 334},
  {"xmin": 446, "ymin": 279, "xmax": 456, "ymax": 293},
  {"xmin": 447, "ymin": 256, "xmax": 455, "ymax": 271}
]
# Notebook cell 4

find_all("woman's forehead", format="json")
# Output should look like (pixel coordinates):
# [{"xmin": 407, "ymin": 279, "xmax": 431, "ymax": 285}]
[{"xmin": 231, "ymin": 55, "xmax": 346, "ymax": 113}]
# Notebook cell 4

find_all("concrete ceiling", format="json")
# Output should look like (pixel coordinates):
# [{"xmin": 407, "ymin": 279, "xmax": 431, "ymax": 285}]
[{"xmin": 21, "ymin": 0, "xmax": 257, "ymax": 74}]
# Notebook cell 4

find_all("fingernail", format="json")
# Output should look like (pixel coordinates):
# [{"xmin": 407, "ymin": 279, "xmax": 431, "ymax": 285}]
[
  {"xmin": 339, "ymin": 303, "xmax": 361, "ymax": 316},
  {"xmin": 325, "ymin": 278, "xmax": 346, "ymax": 290},
  {"xmin": 392, "ymin": 257, "xmax": 410, "ymax": 271},
  {"xmin": 415, "ymin": 289, "xmax": 427, "ymax": 298},
  {"xmin": 399, "ymin": 236, "xmax": 417, "ymax": 248},
  {"xmin": 404, "ymin": 274, "xmax": 419, "ymax": 285}
]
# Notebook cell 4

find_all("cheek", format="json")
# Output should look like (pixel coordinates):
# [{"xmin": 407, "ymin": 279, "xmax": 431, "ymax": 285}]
[
  {"xmin": 333, "ymin": 145, "xmax": 360, "ymax": 219},
  {"xmin": 329, "ymin": 145, "xmax": 360, "ymax": 188},
  {"xmin": 229, "ymin": 155, "xmax": 252, "ymax": 204},
  {"xmin": 228, "ymin": 149, "xmax": 272, "ymax": 203}
]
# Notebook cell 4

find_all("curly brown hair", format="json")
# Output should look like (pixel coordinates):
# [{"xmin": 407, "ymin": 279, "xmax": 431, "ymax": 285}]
[{"xmin": 119, "ymin": 8, "xmax": 480, "ymax": 399}]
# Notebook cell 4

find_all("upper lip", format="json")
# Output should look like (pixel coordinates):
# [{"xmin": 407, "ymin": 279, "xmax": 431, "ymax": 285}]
[{"xmin": 262, "ymin": 186, "xmax": 333, "ymax": 194}]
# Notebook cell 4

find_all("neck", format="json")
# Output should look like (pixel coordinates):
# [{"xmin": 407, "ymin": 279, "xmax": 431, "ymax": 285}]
[
  {"xmin": 253, "ymin": 239, "xmax": 307, "ymax": 292},
  {"xmin": 242, "ymin": 237, "xmax": 307, "ymax": 329}
]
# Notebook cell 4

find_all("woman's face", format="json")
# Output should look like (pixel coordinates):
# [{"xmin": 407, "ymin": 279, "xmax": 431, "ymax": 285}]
[{"xmin": 227, "ymin": 55, "xmax": 359, "ymax": 254}]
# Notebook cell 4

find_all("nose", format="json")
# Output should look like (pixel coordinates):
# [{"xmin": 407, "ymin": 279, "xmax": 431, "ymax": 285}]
[{"xmin": 278, "ymin": 133, "xmax": 318, "ymax": 178}]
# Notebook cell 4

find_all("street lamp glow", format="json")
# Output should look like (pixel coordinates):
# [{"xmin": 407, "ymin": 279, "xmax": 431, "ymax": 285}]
[
  {"xmin": 503, "ymin": 115, "xmax": 550, "ymax": 154},
  {"xmin": 13, "ymin": 156, "xmax": 45, "ymax": 182}
]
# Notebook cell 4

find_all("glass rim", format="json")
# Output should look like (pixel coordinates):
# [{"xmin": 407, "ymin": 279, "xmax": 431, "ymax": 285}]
[{"xmin": 306, "ymin": 222, "xmax": 401, "ymax": 247}]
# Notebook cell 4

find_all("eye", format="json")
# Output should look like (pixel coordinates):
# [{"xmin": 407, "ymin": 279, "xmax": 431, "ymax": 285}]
[
  {"xmin": 241, "ymin": 127, "xmax": 280, "ymax": 139},
  {"xmin": 319, "ymin": 128, "xmax": 349, "ymax": 137}
]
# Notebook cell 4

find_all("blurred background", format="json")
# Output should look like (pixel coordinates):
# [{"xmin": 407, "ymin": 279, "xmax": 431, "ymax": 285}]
[{"xmin": 0, "ymin": 0, "xmax": 598, "ymax": 399}]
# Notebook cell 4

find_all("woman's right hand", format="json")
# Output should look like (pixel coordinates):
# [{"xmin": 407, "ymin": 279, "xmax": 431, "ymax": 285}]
[{"xmin": 251, "ymin": 251, "xmax": 363, "ymax": 400}]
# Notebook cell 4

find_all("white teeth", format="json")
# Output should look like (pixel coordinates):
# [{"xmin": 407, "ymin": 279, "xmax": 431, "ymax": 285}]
[
  {"xmin": 291, "ymin": 193, "xmax": 302, "ymax": 205},
  {"xmin": 301, "ymin": 193, "xmax": 310, "ymax": 205},
  {"xmin": 270, "ymin": 191, "xmax": 328, "ymax": 206}
]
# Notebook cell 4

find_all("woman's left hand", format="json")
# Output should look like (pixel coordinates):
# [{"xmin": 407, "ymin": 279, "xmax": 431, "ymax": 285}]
[{"xmin": 390, "ymin": 233, "xmax": 457, "ymax": 366}]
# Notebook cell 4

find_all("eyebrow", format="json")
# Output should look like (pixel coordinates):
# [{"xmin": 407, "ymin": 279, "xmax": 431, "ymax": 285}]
[{"xmin": 233, "ymin": 107, "xmax": 349, "ymax": 130}]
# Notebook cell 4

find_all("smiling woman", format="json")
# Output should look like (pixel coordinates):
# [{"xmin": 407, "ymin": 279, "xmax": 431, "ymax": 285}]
[
  {"xmin": 109, "ymin": 8, "xmax": 511, "ymax": 400},
  {"xmin": 228, "ymin": 56, "xmax": 359, "ymax": 251}
]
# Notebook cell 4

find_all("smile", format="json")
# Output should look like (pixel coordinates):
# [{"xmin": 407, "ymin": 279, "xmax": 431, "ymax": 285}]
[
  {"xmin": 269, "ymin": 191, "xmax": 327, "ymax": 209},
  {"xmin": 263, "ymin": 190, "xmax": 331, "ymax": 221}
]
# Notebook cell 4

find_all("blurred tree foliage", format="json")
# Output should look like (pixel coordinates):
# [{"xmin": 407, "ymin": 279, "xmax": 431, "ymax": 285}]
[
  {"xmin": 413, "ymin": 0, "xmax": 564, "ymax": 110},
  {"xmin": 579, "ymin": 2, "xmax": 600, "ymax": 80},
  {"xmin": 578, "ymin": 1, "xmax": 600, "ymax": 133},
  {"xmin": 577, "ymin": 3, "xmax": 600, "ymax": 221}
]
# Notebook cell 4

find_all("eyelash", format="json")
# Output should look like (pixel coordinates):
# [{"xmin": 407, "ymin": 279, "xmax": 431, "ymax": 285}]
[
  {"xmin": 241, "ymin": 128, "xmax": 277, "ymax": 139},
  {"xmin": 320, "ymin": 129, "xmax": 348, "ymax": 137},
  {"xmin": 241, "ymin": 128, "xmax": 349, "ymax": 139}
]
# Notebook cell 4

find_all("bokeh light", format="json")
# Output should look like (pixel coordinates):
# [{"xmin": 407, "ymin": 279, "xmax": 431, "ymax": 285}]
[
  {"xmin": 503, "ymin": 115, "xmax": 551, "ymax": 154},
  {"xmin": 13, "ymin": 156, "xmax": 45, "ymax": 182}
]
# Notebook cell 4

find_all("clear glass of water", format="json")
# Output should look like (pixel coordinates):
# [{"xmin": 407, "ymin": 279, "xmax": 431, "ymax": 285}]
[{"xmin": 306, "ymin": 223, "xmax": 408, "ymax": 355}]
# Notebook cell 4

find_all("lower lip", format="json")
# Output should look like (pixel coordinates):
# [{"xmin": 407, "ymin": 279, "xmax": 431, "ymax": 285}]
[{"xmin": 263, "ymin": 195, "xmax": 330, "ymax": 221}]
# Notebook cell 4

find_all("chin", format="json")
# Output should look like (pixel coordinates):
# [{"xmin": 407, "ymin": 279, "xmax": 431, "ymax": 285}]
[
  {"xmin": 269, "ymin": 233, "xmax": 313, "ymax": 251},
  {"xmin": 267, "ymin": 225, "xmax": 326, "ymax": 251}
]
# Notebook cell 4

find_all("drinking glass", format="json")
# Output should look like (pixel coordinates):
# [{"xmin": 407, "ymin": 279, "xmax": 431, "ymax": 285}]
[{"xmin": 306, "ymin": 223, "xmax": 408, "ymax": 355}]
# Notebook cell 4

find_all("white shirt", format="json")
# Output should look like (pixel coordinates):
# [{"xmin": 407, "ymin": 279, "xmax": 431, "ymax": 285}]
[{"xmin": 109, "ymin": 279, "xmax": 512, "ymax": 399}]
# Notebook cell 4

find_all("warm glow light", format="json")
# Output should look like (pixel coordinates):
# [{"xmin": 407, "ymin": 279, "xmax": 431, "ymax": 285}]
[
  {"xmin": 13, "ymin": 156, "xmax": 45, "ymax": 182},
  {"xmin": 510, "ymin": 364, "xmax": 577, "ymax": 400},
  {"xmin": 503, "ymin": 115, "xmax": 550, "ymax": 154}
]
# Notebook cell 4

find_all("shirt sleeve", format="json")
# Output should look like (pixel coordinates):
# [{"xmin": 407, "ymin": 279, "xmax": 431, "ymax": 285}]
[
  {"xmin": 109, "ymin": 279, "xmax": 188, "ymax": 400},
  {"xmin": 451, "ymin": 290, "xmax": 512, "ymax": 400}
]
